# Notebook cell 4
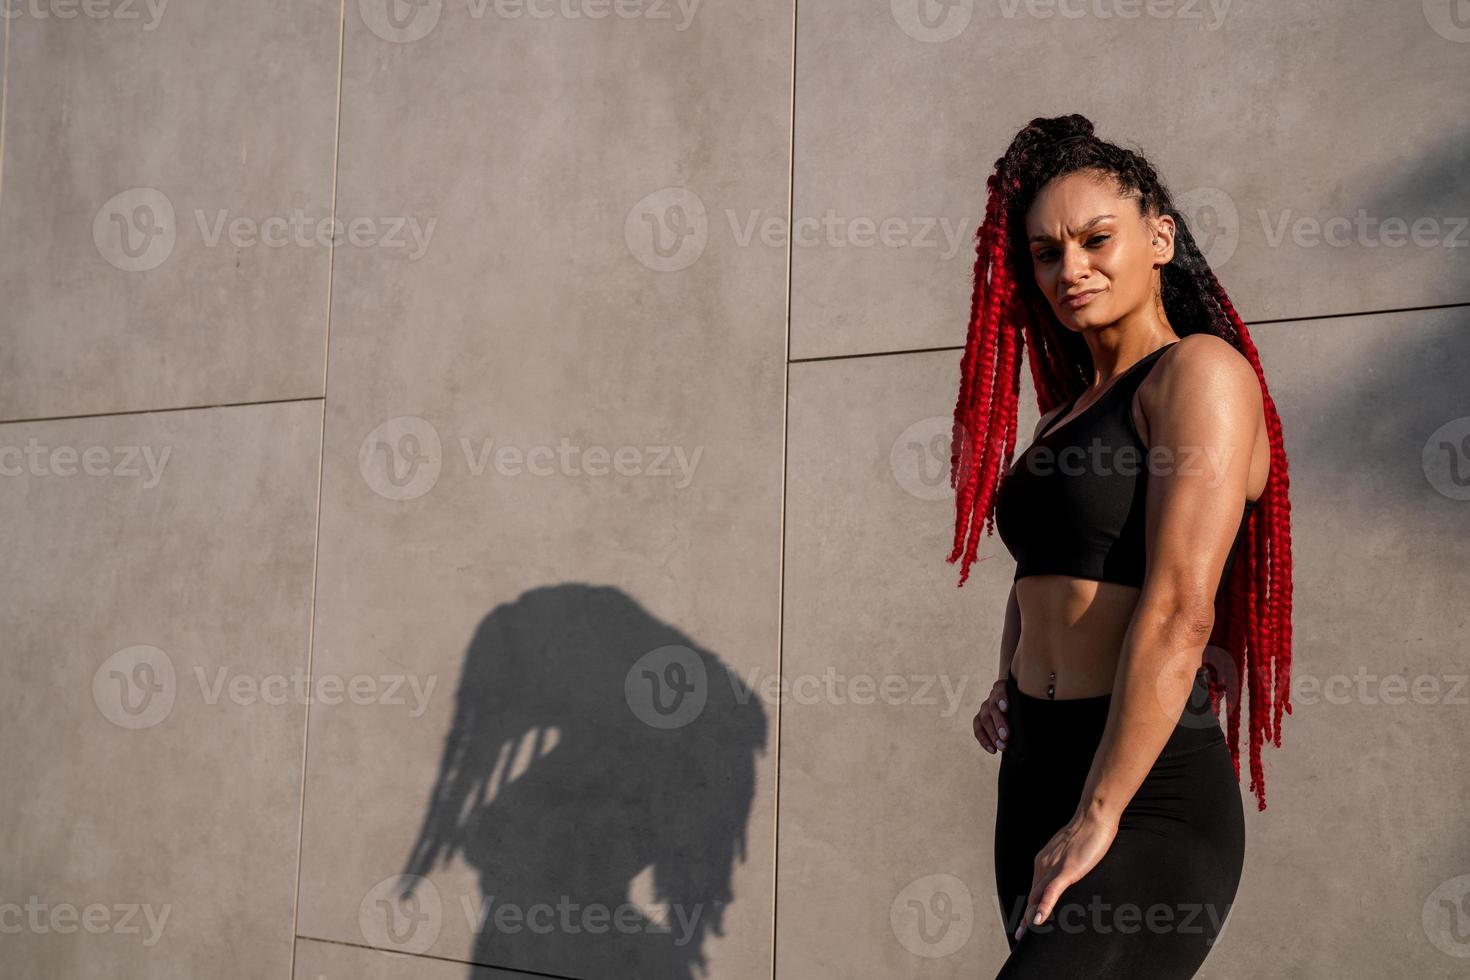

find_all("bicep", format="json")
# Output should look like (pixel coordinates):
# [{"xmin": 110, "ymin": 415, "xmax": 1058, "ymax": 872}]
[{"xmin": 1139, "ymin": 337, "xmax": 1262, "ymax": 611}]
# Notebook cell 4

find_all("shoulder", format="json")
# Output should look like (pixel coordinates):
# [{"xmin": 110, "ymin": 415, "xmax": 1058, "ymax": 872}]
[{"xmin": 1153, "ymin": 333, "xmax": 1261, "ymax": 416}]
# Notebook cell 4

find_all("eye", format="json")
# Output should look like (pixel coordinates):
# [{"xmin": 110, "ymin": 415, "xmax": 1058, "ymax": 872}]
[{"xmin": 1033, "ymin": 234, "xmax": 1110, "ymax": 263}]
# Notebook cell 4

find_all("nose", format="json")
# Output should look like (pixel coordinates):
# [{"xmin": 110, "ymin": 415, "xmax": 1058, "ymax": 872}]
[{"xmin": 1058, "ymin": 243, "xmax": 1091, "ymax": 292}]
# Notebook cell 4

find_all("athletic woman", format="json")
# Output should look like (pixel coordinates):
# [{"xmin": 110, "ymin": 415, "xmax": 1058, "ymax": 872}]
[{"xmin": 947, "ymin": 114, "xmax": 1294, "ymax": 978}]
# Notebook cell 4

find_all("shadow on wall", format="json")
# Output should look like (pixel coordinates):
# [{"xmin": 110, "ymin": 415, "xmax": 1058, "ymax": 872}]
[{"xmin": 397, "ymin": 583, "xmax": 767, "ymax": 980}]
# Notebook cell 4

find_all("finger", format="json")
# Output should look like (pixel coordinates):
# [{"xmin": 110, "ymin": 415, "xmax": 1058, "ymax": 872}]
[
  {"xmin": 1034, "ymin": 878, "xmax": 1068, "ymax": 927},
  {"xmin": 973, "ymin": 712, "xmax": 995, "ymax": 753},
  {"xmin": 980, "ymin": 711, "xmax": 1001, "ymax": 750},
  {"xmin": 1016, "ymin": 872, "xmax": 1045, "ymax": 940},
  {"xmin": 990, "ymin": 707, "xmax": 1009, "ymax": 747}
]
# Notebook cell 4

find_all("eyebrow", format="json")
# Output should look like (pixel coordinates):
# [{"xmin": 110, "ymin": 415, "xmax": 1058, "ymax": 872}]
[{"xmin": 1028, "ymin": 214, "xmax": 1117, "ymax": 244}]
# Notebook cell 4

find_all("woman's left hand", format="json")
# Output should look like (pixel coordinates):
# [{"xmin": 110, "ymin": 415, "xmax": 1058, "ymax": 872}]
[{"xmin": 1015, "ymin": 810, "xmax": 1119, "ymax": 941}]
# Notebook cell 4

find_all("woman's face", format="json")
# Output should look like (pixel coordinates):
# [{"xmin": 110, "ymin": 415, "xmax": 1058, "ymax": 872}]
[{"xmin": 1023, "ymin": 171, "xmax": 1173, "ymax": 332}]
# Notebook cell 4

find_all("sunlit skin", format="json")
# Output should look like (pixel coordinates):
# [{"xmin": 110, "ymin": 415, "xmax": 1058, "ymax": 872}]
[{"xmin": 968, "ymin": 171, "xmax": 1270, "ymax": 939}]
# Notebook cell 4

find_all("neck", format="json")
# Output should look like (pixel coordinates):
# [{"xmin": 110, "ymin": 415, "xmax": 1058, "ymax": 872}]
[{"xmin": 1077, "ymin": 323, "xmax": 1179, "ymax": 384}]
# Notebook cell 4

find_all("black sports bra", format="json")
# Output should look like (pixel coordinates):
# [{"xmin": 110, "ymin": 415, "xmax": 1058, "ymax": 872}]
[{"xmin": 994, "ymin": 341, "xmax": 1258, "ymax": 590}]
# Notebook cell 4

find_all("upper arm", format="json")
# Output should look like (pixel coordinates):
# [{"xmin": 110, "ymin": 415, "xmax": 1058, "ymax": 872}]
[{"xmin": 1138, "ymin": 334, "xmax": 1263, "ymax": 616}]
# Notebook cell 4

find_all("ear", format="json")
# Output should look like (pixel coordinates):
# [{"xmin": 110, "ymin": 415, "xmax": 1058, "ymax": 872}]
[{"xmin": 1149, "ymin": 212, "xmax": 1177, "ymax": 266}]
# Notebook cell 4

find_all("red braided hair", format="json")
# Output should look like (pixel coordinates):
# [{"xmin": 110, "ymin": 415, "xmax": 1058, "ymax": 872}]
[{"xmin": 948, "ymin": 115, "xmax": 1293, "ymax": 811}]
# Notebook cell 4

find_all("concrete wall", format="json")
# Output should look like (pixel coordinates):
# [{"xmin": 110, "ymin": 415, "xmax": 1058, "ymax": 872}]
[{"xmin": 1, "ymin": 1, "xmax": 1466, "ymax": 977}]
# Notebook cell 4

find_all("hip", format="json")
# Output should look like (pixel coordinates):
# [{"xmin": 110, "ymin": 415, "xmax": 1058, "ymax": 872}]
[{"xmin": 997, "ymin": 666, "xmax": 1242, "ymax": 830}]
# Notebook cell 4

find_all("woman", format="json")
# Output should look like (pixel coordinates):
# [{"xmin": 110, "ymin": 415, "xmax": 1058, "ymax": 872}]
[{"xmin": 947, "ymin": 115, "xmax": 1294, "ymax": 977}]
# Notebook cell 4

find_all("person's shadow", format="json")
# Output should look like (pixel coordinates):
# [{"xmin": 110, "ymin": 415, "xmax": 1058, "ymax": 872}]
[{"xmin": 399, "ymin": 583, "xmax": 767, "ymax": 979}]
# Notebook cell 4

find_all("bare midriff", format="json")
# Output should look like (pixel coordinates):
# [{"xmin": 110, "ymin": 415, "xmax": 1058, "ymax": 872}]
[{"xmin": 1010, "ymin": 576, "xmax": 1142, "ymax": 700}]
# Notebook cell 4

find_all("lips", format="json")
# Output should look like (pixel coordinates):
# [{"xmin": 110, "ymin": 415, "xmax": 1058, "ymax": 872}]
[{"xmin": 1062, "ymin": 289, "xmax": 1101, "ymax": 309}]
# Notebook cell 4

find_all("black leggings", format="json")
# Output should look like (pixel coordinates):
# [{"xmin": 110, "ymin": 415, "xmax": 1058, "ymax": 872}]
[{"xmin": 993, "ymin": 665, "xmax": 1245, "ymax": 978}]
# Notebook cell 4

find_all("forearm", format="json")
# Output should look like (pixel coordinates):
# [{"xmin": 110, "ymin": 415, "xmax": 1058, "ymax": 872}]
[{"xmin": 1075, "ymin": 599, "xmax": 1215, "ymax": 825}]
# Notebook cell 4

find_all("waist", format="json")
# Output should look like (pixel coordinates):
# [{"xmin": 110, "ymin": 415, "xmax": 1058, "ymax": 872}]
[{"xmin": 1003, "ymin": 665, "xmax": 1226, "ymax": 764}]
